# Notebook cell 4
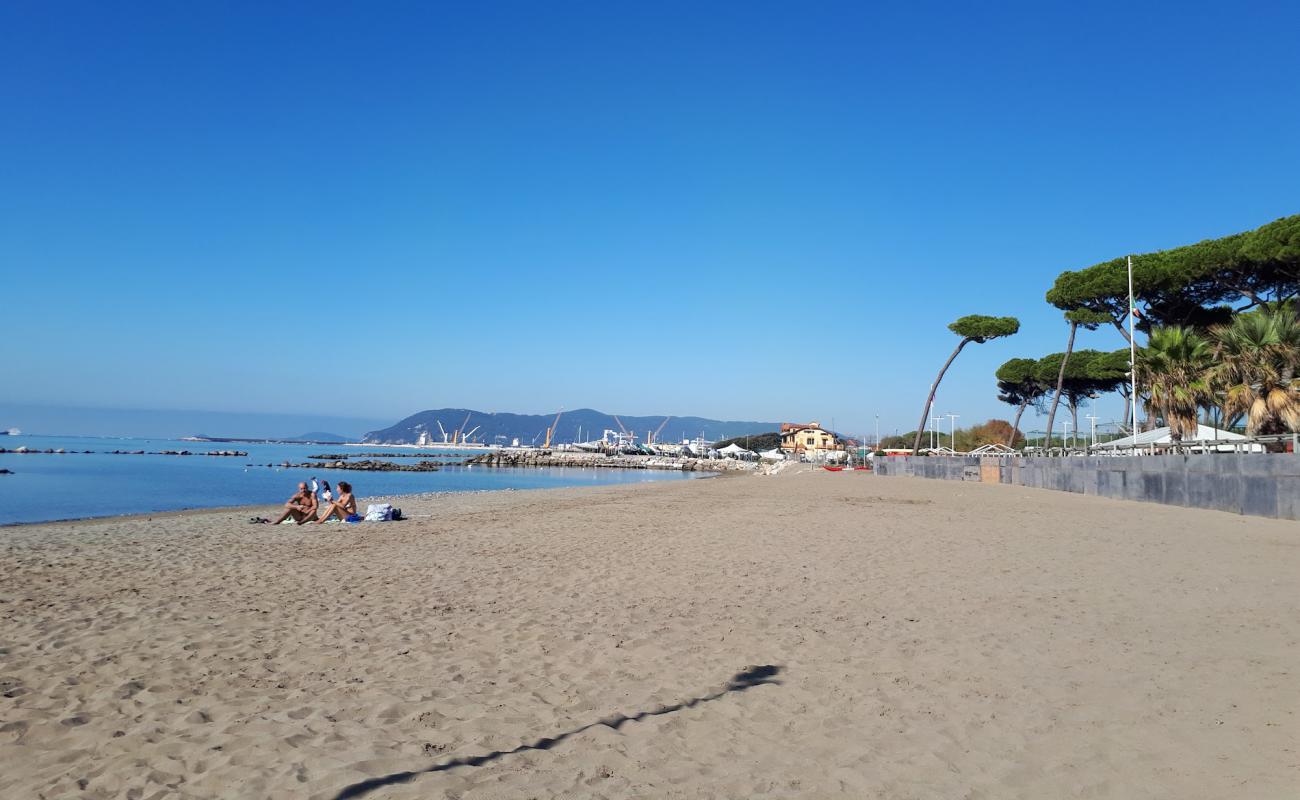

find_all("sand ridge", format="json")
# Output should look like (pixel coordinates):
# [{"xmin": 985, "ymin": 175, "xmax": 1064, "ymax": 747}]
[{"xmin": 1, "ymin": 470, "xmax": 1297, "ymax": 798}]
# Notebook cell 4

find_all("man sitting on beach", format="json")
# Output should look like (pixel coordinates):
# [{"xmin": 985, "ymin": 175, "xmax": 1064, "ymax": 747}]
[{"xmin": 267, "ymin": 482, "xmax": 317, "ymax": 524}]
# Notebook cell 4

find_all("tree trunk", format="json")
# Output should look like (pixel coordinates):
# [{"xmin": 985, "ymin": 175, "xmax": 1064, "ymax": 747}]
[
  {"xmin": 912, "ymin": 338, "xmax": 971, "ymax": 454},
  {"xmin": 1008, "ymin": 398, "xmax": 1029, "ymax": 447},
  {"xmin": 1070, "ymin": 399, "xmax": 1079, "ymax": 449},
  {"xmin": 1111, "ymin": 317, "xmax": 1132, "ymax": 344},
  {"xmin": 1043, "ymin": 322, "xmax": 1078, "ymax": 449}
]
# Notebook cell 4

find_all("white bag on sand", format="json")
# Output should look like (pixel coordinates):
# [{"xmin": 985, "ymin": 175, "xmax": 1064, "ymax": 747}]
[{"xmin": 364, "ymin": 503, "xmax": 393, "ymax": 522}]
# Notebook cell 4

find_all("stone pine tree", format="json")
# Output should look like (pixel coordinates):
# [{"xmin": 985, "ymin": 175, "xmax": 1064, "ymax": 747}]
[
  {"xmin": 1042, "ymin": 309, "xmax": 1112, "ymax": 450},
  {"xmin": 996, "ymin": 357, "xmax": 1047, "ymax": 447},
  {"xmin": 912, "ymin": 315, "xmax": 1020, "ymax": 455},
  {"xmin": 1044, "ymin": 214, "xmax": 1300, "ymax": 337}
]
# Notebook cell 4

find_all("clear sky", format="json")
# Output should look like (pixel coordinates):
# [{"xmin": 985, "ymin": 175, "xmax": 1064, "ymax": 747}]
[{"xmin": 4, "ymin": 1, "xmax": 1298, "ymax": 439}]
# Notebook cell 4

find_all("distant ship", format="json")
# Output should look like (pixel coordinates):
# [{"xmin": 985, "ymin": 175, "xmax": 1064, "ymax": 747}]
[{"xmin": 0, "ymin": 428, "xmax": 19, "ymax": 436}]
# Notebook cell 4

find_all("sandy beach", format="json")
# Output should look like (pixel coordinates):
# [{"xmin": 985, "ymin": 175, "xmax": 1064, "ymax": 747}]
[{"xmin": 2, "ymin": 468, "xmax": 1296, "ymax": 799}]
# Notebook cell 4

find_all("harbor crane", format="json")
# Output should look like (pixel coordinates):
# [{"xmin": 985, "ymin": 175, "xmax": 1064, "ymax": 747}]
[
  {"xmin": 436, "ymin": 420, "xmax": 448, "ymax": 443},
  {"xmin": 543, "ymin": 408, "xmax": 564, "ymax": 449},
  {"xmin": 611, "ymin": 415, "xmax": 633, "ymax": 440},
  {"xmin": 650, "ymin": 416, "xmax": 671, "ymax": 445},
  {"xmin": 462, "ymin": 425, "xmax": 480, "ymax": 443},
  {"xmin": 453, "ymin": 412, "xmax": 471, "ymax": 445}
]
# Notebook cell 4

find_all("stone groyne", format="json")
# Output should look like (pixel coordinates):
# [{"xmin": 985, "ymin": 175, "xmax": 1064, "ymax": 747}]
[
  {"xmin": 0, "ymin": 447, "xmax": 248, "ymax": 456},
  {"xmin": 256, "ymin": 459, "xmax": 443, "ymax": 472},
  {"xmin": 466, "ymin": 451, "xmax": 755, "ymax": 473}
]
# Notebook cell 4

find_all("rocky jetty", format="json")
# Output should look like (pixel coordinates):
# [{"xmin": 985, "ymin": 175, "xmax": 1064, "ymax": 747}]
[
  {"xmin": 307, "ymin": 452, "xmax": 447, "ymax": 460},
  {"xmin": 466, "ymin": 451, "xmax": 755, "ymax": 473},
  {"xmin": 101, "ymin": 449, "xmax": 249, "ymax": 456},
  {"xmin": 0, "ymin": 448, "xmax": 247, "ymax": 456},
  {"xmin": 158, "ymin": 449, "xmax": 249, "ymax": 456},
  {"xmin": 255, "ymin": 459, "xmax": 442, "ymax": 472}
]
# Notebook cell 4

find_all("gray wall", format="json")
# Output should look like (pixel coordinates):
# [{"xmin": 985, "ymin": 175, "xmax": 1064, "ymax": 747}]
[{"xmin": 875, "ymin": 454, "xmax": 1300, "ymax": 521}]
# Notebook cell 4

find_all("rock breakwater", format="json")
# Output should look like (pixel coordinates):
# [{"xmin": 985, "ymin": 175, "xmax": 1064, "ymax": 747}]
[
  {"xmin": 254, "ymin": 459, "xmax": 443, "ymax": 472},
  {"xmin": 466, "ymin": 451, "xmax": 755, "ymax": 472}
]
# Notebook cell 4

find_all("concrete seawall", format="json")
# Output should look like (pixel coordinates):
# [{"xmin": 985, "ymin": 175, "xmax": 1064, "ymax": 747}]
[{"xmin": 874, "ymin": 454, "xmax": 1300, "ymax": 521}]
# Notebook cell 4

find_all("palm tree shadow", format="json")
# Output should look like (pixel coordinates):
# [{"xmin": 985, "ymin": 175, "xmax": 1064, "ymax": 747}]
[{"xmin": 333, "ymin": 664, "xmax": 782, "ymax": 800}]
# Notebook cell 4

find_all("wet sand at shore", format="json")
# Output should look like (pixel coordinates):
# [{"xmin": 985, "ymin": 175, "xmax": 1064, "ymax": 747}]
[{"xmin": 2, "ymin": 468, "xmax": 1296, "ymax": 798}]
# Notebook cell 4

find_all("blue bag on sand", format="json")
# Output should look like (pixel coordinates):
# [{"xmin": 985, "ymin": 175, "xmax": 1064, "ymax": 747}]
[{"xmin": 345, "ymin": 514, "xmax": 362, "ymax": 523}]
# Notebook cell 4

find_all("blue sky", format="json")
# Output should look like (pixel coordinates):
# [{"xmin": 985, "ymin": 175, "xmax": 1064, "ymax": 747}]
[{"xmin": 4, "ymin": 1, "xmax": 1298, "ymax": 438}]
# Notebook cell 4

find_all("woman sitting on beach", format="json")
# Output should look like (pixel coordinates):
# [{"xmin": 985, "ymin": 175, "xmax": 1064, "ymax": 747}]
[{"xmin": 315, "ymin": 481, "xmax": 357, "ymax": 523}]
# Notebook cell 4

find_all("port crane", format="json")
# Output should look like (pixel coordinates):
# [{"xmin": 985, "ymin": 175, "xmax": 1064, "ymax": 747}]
[
  {"xmin": 608, "ymin": 414, "xmax": 639, "ymax": 451},
  {"xmin": 611, "ymin": 415, "xmax": 633, "ymax": 441},
  {"xmin": 436, "ymin": 420, "xmax": 448, "ymax": 443},
  {"xmin": 649, "ymin": 416, "xmax": 671, "ymax": 445},
  {"xmin": 452, "ymin": 413, "xmax": 471, "ymax": 445},
  {"xmin": 462, "ymin": 425, "xmax": 480, "ymax": 443},
  {"xmin": 542, "ymin": 408, "xmax": 564, "ymax": 449}
]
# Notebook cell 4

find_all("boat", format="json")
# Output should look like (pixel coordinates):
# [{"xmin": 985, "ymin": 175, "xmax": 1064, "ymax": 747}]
[
  {"xmin": 822, "ymin": 465, "xmax": 845, "ymax": 472},
  {"xmin": 1, "ymin": 428, "xmax": 19, "ymax": 436}
]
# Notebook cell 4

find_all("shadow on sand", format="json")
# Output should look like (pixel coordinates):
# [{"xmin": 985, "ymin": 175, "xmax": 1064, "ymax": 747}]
[{"xmin": 333, "ymin": 664, "xmax": 783, "ymax": 799}]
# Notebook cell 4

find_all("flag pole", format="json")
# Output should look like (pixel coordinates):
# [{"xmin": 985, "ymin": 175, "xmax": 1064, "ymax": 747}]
[{"xmin": 1128, "ymin": 255, "xmax": 1139, "ymax": 448}]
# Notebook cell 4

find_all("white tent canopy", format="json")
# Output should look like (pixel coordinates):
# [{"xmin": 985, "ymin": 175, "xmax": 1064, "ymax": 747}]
[
  {"xmin": 1091, "ymin": 424, "xmax": 1258, "ymax": 451},
  {"xmin": 718, "ymin": 443, "xmax": 754, "ymax": 457}
]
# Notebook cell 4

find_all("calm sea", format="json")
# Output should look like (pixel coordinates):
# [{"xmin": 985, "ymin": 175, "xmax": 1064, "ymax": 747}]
[{"xmin": 0, "ymin": 435, "xmax": 703, "ymax": 525}]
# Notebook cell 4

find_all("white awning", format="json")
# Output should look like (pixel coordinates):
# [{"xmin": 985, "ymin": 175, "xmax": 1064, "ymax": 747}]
[{"xmin": 1091, "ymin": 424, "xmax": 1248, "ymax": 448}]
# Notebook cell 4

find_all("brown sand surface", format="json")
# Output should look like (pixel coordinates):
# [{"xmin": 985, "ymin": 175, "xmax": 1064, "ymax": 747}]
[{"xmin": 2, "ymin": 469, "xmax": 1297, "ymax": 799}]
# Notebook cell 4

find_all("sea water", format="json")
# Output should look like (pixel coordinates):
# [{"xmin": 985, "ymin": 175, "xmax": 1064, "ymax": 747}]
[{"xmin": 0, "ymin": 435, "xmax": 704, "ymax": 525}]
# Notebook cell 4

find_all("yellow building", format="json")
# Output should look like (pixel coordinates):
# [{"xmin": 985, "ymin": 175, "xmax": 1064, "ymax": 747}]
[{"xmin": 779, "ymin": 421, "xmax": 844, "ymax": 455}]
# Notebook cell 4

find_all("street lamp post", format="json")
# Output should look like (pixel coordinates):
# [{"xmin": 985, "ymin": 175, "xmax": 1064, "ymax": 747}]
[
  {"xmin": 875, "ymin": 414, "xmax": 880, "ymax": 450},
  {"xmin": 931, "ymin": 416, "xmax": 942, "ymax": 450},
  {"xmin": 946, "ymin": 413, "xmax": 959, "ymax": 452},
  {"xmin": 1085, "ymin": 413, "xmax": 1098, "ymax": 449}
]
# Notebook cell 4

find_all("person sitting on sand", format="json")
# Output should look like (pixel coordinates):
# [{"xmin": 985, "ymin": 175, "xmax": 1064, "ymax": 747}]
[
  {"xmin": 315, "ymin": 480, "xmax": 356, "ymax": 523},
  {"xmin": 267, "ymin": 482, "xmax": 317, "ymax": 525}
]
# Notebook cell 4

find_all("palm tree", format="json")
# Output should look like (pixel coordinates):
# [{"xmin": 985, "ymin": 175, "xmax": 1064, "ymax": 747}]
[
  {"xmin": 1208, "ymin": 308, "xmax": 1300, "ymax": 435},
  {"xmin": 1135, "ymin": 326, "xmax": 1213, "ymax": 443},
  {"xmin": 1043, "ymin": 309, "xmax": 1112, "ymax": 449},
  {"xmin": 912, "ymin": 315, "xmax": 1020, "ymax": 454}
]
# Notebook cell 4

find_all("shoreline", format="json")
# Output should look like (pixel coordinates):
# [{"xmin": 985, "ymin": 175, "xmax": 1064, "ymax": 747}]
[{"xmin": 0, "ymin": 470, "xmax": 724, "ymax": 531}]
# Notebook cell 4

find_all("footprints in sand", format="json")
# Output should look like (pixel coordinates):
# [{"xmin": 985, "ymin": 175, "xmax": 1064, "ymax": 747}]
[{"xmin": 3, "ymin": 477, "xmax": 1298, "ymax": 798}]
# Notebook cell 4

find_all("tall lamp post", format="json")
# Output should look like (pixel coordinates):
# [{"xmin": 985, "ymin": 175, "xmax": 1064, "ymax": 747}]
[
  {"xmin": 931, "ymin": 415, "xmax": 942, "ymax": 450},
  {"xmin": 1085, "ymin": 413, "xmax": 1098, "ymax": 449},
  {"xmin": 1128, "ymin": 255, "xmax": 1139, "ymax": 446},
  {"xmin": 875, "ymin": 414, "xmax": 880, "ymax": 450},
  {"xmin": 946, "ymin": 413, "xmax": 959, "ymax": 452}
]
